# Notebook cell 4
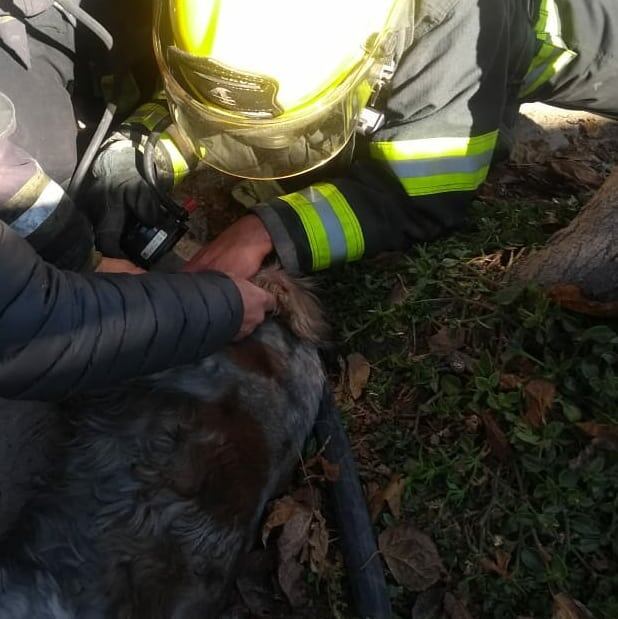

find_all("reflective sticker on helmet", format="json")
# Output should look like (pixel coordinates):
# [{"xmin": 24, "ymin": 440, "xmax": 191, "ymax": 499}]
[{"xmin": 168, "ymin": 47, "xmax": 283, "ymax": 116}]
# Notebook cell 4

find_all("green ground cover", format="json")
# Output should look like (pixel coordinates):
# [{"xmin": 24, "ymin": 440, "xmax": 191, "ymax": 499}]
[{"xmin": 317, "ymin": 196, "xmax": 618, "ymax": 619}]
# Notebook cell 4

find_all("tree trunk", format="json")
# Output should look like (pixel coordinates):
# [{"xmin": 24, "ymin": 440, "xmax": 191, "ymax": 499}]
[{"xmin": 511, "ymin": 166, "xmax": 618, "ymax": 301}]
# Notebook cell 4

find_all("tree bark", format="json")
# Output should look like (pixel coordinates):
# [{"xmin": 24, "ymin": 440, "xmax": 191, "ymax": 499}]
[{"xmin": 511, "ymin": 166, "xmax": 618, "ymax": 301}]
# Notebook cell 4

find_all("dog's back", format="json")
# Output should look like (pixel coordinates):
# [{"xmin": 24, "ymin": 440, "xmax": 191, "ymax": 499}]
[{"xmin": 0, "ymin": 272, "xmax": 326, "ymax": 619}]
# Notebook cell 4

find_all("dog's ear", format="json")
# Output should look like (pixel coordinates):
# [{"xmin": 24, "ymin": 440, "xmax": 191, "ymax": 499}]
[{"xmin": 252, "ymin": 265, "xmax": 330, "ymax": 345}]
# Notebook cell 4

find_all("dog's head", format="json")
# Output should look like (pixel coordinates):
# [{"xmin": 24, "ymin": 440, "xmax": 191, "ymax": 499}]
[{"xmin": 251, "ymin": 265, "xmax": 329, "ymax": 345}]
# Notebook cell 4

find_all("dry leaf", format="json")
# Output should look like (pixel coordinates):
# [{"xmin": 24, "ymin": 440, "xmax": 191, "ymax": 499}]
[
  {"xmin": 428, "ymin": 327, "xmax": 465, "ymax": 356},
  {"xmin": 576, "ymin": 422, "xmax": 618, "ymax": 451},
  {"xmin": 368, "ymin": 486, "xmax": 385, "ymax": 523},
  {"xmin": 262, "ymin": 496, "xmax": 305, "ymax": 546},
  {"xmin": 524, "ymin": 379, "xmax": 556, "ymax": 428},
  {"xmin": 366, "ymin": 480, "xmax": 381, "ymax": 509},
  {"xmin": 481, "ymin": 411, "xmax": 512, "ymax": 462},
  {"xmin": 443, "ymin": 592, "xmax": 474, "ymax": 619},
  {"xmin": 321, "ymin": 458, "xmax": 340, "ymax": 482},
  {"xmin": 278, "ymin": 559, "xmax": 307, "ymax": 607},
  {"xmin": 412, "ymin": 586, "xmax": 446, "ymax": 619},
  {"xmin": 347, "ymin": 352, "xmax": 371, "ymax": 399},
  {"xmin": 549, "ymin": 159, "xmax": 604, "ymax": 188},
  {"xmin": 378, "ymin": 523, "xmax": 445, "ymax": 591},
  {"xmin": 307, "ymin": 510, "xmax": 329, "ymax": 575},
  {"xmin": 465, "ymin": 414, "xmax": 481, "ymax": 433},
  {"xmin": 368, "ymin": 474, "xmax": 406, "ymax": 522},
  {"xmin": 479, "ymin": 549, "xmax": 512, "ymax": 579},
  {"xmin": 305, "ymin": 454, "xmax": 341, "ymax": 482},
  {"xmin": 500, "ymin": 373, "xmax": 524, "ymax": 390},
  {"xmin": 292, "ymin": 485, "xmax": 321, "ymax": 511},
  {"xmin": 552, "ymin": 593, "xmax": 594, "ymax": 619},
  {"xmin": 277, "ymin": 509, "xmax": 313, "ymax": 563},
  {"xmin": 384, "ymin": 475, "xmax": 406, "ymax": 519},
  {"xmin": 389, "ymin": 278, "xmax": 409, "ymax": 306},
  {"xmin": 548, "ymin": 284, "xmax": 618, "ymax": 318}
]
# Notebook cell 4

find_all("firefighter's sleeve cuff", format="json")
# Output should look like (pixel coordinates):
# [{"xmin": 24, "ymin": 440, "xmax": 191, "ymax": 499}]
[
  {"xmin": 253, "ymin": 202, "xmax": 303, "ymax": 274},
  {"xmin": 254, "ymin": 182, "xmax": 366, "ymax": 273}
]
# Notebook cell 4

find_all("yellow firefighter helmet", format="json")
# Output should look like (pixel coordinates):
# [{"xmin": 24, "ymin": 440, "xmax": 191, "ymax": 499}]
[{"xmin": 153, "ymin": 0, "xmax": 410, "ymax": 179}]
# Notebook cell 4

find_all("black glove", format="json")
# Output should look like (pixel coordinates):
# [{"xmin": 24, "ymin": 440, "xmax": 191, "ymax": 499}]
[{"xmin": 86, "ymin": 143, "xmax": 167, "ymax": 258}]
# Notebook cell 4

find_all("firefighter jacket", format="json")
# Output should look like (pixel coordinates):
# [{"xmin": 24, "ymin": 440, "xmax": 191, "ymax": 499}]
[
  {"xmin": 0, "ymin": 2, "xmax": 243, "ymax": 400},
  {"xmin": 120, "ymin": 0, "xmax": 617, "ymax": 275},
  {"xmin": 251, "ymin": 0, "xmax": 618, "ymax": 273}
]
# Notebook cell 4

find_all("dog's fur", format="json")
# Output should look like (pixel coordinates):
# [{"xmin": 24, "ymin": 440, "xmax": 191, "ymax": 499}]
[{"xmin": 0, "ymin": 269, "xmax": 326, "ymax": 619}]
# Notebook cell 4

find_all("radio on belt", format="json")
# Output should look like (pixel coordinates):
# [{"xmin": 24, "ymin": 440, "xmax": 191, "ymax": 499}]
[{"xmin": 120, "ymin": 197, "xmax": 198, "ymax": 269}]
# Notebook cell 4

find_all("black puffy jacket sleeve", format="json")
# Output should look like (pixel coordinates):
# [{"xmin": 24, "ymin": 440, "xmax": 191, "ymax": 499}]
[{"xmin": 0, "ymin": 221, "xmax": 243, "ymax": 400}]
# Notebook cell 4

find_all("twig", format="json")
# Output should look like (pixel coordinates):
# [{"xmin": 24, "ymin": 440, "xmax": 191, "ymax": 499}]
[
  {"xmin": 478, "ymin": 470, "xmax": 501, "ymax": 554},
  {"xmin": 572, "ymin": 548, "xmax": 600, "ymax": 580},
  {"xmin": 359, "ymin": 549, "xmax": 382, "ymax": 571}
]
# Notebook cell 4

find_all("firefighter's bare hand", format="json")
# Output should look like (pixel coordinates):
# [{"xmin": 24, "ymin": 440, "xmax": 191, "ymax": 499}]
[
  {"xmin": 183, "ymin": 215, "xmax": 273, "ymax": 280},
  {"xmin": 232, "ymin": 278, "xmax": 276, "ymax": 340},
  {"xmin": 96, "ymin": 257, "xmax": 146, "ymax": 274}
]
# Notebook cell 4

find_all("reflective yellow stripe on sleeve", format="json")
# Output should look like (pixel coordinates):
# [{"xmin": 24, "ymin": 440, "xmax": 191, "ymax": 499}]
[
  {"xmin": 370, "ymin": 130, "xmax": 499, "ymax": 196},
  {"xmin": 123, "ymin": 103, "xmax": 190, "ymax": 186},
  {"xmin": 279, "ymin": 183, "xmax": 365, "ymax": 270},
  {"xmin": 519, "ymin": 0, "xmax": 577, "ymax": 98},
  {"xmin": 279, "ymin": 192, "xmax": 331, "ymax": 271}
]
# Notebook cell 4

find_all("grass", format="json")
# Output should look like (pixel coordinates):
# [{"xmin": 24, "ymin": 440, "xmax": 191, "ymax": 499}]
[{"xmin": 316, "ymin": 195, "xmax": 618, "ymax": 618}]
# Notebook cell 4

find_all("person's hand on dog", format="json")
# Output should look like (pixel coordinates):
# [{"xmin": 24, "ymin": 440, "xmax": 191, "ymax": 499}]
[
  {"xmin": 182, "ymin": 215, "xmax": 273, "ymax": 280},
  {"xmin": 96, "ymin": 257, "xmax": 146, "ymax": 274},
  {"xmin": 232, "ymin": 277, "xmax": 276, "ymax": 340}
]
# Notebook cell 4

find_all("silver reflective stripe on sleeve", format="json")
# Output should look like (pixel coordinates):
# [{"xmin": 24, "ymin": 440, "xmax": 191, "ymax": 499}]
[
  {"xmin": 298, "ymin": 186, "xmax": 349, "ymax": 265},
  {"xmin": 10, "ymin": 175, "xmax": 65, "ymax": 238}
]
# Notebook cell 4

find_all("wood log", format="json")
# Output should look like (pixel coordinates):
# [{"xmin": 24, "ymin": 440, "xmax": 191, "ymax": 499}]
[{"xmin": 511, "ymin": 166, "xmax": 618, "ymax": 301}]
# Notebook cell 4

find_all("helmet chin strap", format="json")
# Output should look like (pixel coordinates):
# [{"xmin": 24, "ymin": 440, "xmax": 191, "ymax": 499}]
[
  {"xmin": 356, "ymin": 24, "xmax": 401, "ymax": 137},
  {"xmin": 52, "ymin": 0, "xmax": 118, "ymax": 200},
  {"xmin": 356, "ymin": 57, "xmax": 397, "ymax": 137}
]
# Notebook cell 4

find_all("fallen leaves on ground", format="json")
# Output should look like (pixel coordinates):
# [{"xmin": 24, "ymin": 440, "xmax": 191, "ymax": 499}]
[
  {"xmin": 428, "ymin": 327, "xmax": 466, "ymax": 356},
  {"xmin": 411, "ymin": 588, "xmax": 473, "ymax": 619},
  {"xmin": 443, "ymin": 592, "xmax": 474, "ymax": 619},
  {"xmin": 523, "ymin": 379, "xmax": 556, "ymax": 428},
  {"xmin": 549, "ymin": 159, "xmax": 604, "ymax": 189},
  {"xmin": 261, "ymin": 489, "xmax": 330, "ymax": 607},
  {"xmin": 481, "ymin": 411, "xmax": 512, "ymax": 462},
  {"xmin": 262, "ymin": 496, "xmax": 306, "ymax": 546},
  {"xmin": 367, "ymin": 473, "xmax": 406, "ymax": 522},
  {"xmin": 277, "ymin": 509, "xmax": 313, "ymax": 564},
  {"xmin": 548, "ymin": 284, "xmax": 618, "ymax": 318},
  {"xmin": 499, "ymin": 373, "xmax": 525, "ymax": 390},
  {"xmin": 412, "ymin": 587, "xmax": 446, "ymax": 619},
  {"xmin": 576, "ymin": 422, "xmax": 618, "ymax": 451},
  {"xmin": 378, "ymin": 523, "xmax": 445, "ymax": 591},
  {"xmin": 278, "ymin": 559, "xmax": 307, "ymax": 608},
  {"xmin": 479, "ymin": 549, "xmax": 512, "ymax": 579},
  {"xmin": 389, "ymin": 277, "xmax": 409, "ymax": 306},
  {"xmin": 304, "ymin": 454, "xmax": 341, "ymax": 482},
  {"xmin": 306, "ymin": 510, "xmax": 329, "ymax": 576},
  {"xmin": 552, "ymin": 593, "xmax": 594, "ymax": 619},
  {"xmin": 347, "ymin": 352, "xmax": 371, "ymax": 399}
]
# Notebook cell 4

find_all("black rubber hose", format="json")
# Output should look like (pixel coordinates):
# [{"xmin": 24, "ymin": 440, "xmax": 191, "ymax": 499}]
[
  {"xmin": 68, "ymin": 100, "xmax": 116, "ymax": 199},
  {"xmin": 54, "ymin": 0, "xmax": 113, "ymax": 51},
  {"xmin": 314, "ymin": 386, "xmax": 392, "ymax": 619},
  {"xmin": 56, "ymin": 0, "xmax": 116, "ymax": 200}
]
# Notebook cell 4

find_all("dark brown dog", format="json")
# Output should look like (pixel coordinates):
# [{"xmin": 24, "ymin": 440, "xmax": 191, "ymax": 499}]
[{"xmin": 0, "ymin": 269, "xmax": 326, "ymax": 619}]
